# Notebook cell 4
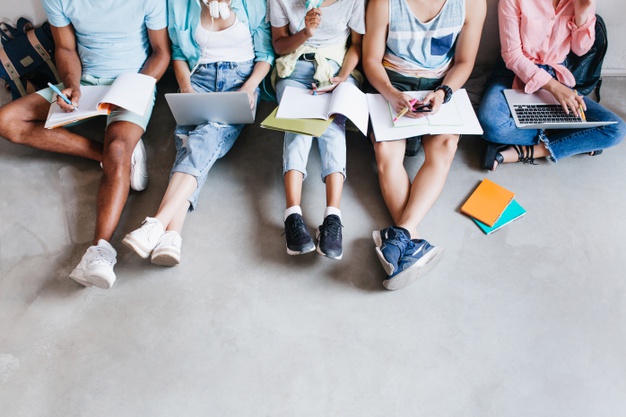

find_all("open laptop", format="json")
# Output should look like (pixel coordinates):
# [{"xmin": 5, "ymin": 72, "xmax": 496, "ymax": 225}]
[
  {"xmin": 503, "ymin": 89, "xmax": 616, "ymax": 129},
  {"xmin": 165, "ymin": 91, "xmax": 256, "ymax": 126}
]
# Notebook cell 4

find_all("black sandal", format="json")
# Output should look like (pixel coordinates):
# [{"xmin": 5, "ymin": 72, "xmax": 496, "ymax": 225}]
[
  {"xmin": 482, "ymin": 143, "xmax": 507, "ymax": 171},
  {"xmin": 512, "ymin": 144, "xmax": 537, "ymax": 165},
  {"xmin": 588, "ymin": 150, "xmax": 603, "ymax": 156}
]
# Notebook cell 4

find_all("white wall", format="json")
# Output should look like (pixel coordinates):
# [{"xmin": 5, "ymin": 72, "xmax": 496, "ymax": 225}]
[{"xmin": 1, "ymin": 0, "xmax": 625, "ymax": 74}]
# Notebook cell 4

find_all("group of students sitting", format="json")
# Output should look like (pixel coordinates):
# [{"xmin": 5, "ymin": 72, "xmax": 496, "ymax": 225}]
[{"xmin": 0, "ymin": 0, "xmax": 623, "ymax": 291}]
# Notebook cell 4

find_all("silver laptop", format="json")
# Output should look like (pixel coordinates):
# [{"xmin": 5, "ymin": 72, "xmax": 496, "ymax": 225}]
[
  {"xmin": 503, "ymin": 89, "xmax": 616, "ymax": 129},
  {"xmin": 165, "ymin": 91, "xmax": 256, "ymax": 126}
]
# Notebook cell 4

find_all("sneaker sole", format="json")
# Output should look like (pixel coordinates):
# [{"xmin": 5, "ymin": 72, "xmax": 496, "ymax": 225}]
[
  {"xmin": 383, "ymin": 247, "xmax": 444, "ymax": 290},
  {"xmin": 130, "ymin": 140, "xmax": 148, "ymax": 192},
  {"xmin": 286, "ymin": 242, "xmax": 316, "ymax": 256},
  {"xmin": 372, "ymin": 231, "xmax": 396, "ymax": 275},
  {"xmin": 315, "ymin": 230, "xmax": 343, "ymax": 260},
  {"xmin": 151, "ymin": 250, "xmax": 180, "ymax": 267},
  {"xmin": 83, "ymin": 270, "xmax": 116, "ymax": 289},
  {"xmin": 69, "ymin": 272, "xmax": 93, "ymax": 287},
  {"xmin": 122, "ymin": 235, "xmax": 152, "ymax": 259}
]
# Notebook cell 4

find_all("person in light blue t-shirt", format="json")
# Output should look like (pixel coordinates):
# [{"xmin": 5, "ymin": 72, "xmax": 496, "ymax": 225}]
[{"xmin": 0, "ymin": 0, "xmax": 171, "ymax": 290}]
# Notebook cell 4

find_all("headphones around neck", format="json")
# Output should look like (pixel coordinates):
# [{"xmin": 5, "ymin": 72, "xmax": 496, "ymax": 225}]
[
  {"xmin": 305, "ymin": 0, "xmax": 324, "ymax": 11},
  {"xmin": 202, "ymin": 0, "xmax": 231, "ymax": 19}
]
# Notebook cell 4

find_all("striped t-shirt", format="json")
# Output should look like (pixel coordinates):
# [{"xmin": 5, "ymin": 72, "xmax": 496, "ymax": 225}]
[{"xmin": 383, "ymin": 0, "xmax": 465, "ymax": 79}]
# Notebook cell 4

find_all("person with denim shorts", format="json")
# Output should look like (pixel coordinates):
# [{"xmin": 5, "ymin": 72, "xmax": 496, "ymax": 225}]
[
  {"xmin": 0, "ymin": 0, "xmax": 170, "ymax": 289},
  {"xmin": 478, "ymin": 0, "xmax": 625, "ymax": 170},
  {"xmin": 122, "ymin": 0, "xmax": 274, "ymax": 267},
  {"xmin": 268, "ymin": 0, "xmax": 366, "ymax": 260},
  {"xmin": 363, "ymin": 0, "xmax": 486, "ymax": 290}
]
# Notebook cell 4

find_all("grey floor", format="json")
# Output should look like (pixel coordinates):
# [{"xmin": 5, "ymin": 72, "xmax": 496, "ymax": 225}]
[{"xmin": 1, "ymin": 75, "xmax": 625, "ymax": 417}]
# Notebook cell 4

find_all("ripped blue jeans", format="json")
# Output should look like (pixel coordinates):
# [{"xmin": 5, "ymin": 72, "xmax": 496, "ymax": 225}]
[
  {"xmin": 172, "ymin": 61, "xmax": 255, "ymax": 210},
  {"xmin": 478, "ymin": 60, "xmax": 625, "ymax": 161}
]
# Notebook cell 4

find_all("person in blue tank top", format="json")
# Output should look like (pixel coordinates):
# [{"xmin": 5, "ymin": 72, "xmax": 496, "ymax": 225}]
[{"xmin": 363, "ymin": 0, "xmax": 486, "ymax": 290}]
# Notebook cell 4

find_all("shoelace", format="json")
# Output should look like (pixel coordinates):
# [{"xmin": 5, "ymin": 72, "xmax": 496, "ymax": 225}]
[
  {"xmin": 87, "ymin": 247, "xmax": 116, "ymax": 266},
  {"xmin": 158, "ymin": 232, "xmax": 179, "ymax": 247},
  {"xmin": 286, "ymin": 218, "xmax": 309, "ymax": 240},
  {"xmin": 321, "ymin": 217, "xmax": 342, "ymax": 239}
]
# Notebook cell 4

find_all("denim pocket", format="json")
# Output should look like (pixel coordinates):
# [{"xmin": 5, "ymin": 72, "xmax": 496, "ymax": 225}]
[
  {"xmin": 234, "ymin": 62, "xmax": 254, "ymax": 79},
  {"xmin": 430, "ymin": 33, "xmax": 454, "ymax": 56}
]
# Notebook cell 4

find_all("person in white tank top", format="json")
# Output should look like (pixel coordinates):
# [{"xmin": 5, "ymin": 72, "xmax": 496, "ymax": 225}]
[{"xmin": 123, "ymin": 0, "xmax": 274, "ymax": 267}]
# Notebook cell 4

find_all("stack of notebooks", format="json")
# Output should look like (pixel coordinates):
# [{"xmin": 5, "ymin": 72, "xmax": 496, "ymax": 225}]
[{"xmin": 461, "ymin": 178, "xmax": 526, "ymax": 235}]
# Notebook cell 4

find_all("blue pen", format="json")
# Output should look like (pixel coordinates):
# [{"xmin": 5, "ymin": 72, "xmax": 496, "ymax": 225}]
[{"xmin": 47, "ymin": 82, "xmax": 77, "ymax": 110}]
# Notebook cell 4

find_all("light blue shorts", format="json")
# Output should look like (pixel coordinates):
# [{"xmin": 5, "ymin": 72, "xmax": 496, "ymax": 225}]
[{"xmin": 36, "ymin": 74, "xmax": 156, "ymax": 131}]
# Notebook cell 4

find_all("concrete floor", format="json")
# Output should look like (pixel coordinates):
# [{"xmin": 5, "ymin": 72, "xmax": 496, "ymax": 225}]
[{"xmin": 1, "ymin": 75, "xmax": 625, "ymax": 417}]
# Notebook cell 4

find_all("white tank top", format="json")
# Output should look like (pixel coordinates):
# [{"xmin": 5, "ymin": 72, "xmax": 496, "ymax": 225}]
[{"xmin": 195, "ymin": 17, "xmax": 255, "ymax": 64}]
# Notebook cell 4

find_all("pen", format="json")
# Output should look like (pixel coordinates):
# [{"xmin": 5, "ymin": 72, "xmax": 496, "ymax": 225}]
[
  {"xmin": 574, "ymin": 89, "xmax": 586, "ymax": 121},
  {"xmin": 393, "ymin": 98, "xmax": 418, "ymax": 122},
  {"xmin": 47, "ymin": 82, "xmax": 77, "ymax": 110}
]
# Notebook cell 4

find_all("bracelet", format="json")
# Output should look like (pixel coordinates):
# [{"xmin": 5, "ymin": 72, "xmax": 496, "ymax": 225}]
[{"xmin": 434, "ymin": 85, "xmax": 453, "ymax": 104}]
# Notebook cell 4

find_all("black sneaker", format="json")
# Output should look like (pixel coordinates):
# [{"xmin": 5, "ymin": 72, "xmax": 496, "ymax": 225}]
[
  {"xmin": 284, "ymin": 213, "xmax": 315, "ymax": 255},
  {"xmin": 316, "ymin": 214, "xmax": 343, "ymax": 260}
]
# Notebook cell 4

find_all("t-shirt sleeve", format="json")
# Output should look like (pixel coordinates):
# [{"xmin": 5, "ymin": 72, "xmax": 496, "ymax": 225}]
[
  {"xmin": 268, "ymin": 0, "xmax": 290, "ymax": 28},
  {"xmin": 42, "ymin": 0, "xmax": 71, "ymax": 28},
  {"xmin": 144, "ymin": 0, "xmax": 168, "ymax": 30},
  {"xmin": 347, "ymin": 0, "xmax": 366, "ymax": 35}
]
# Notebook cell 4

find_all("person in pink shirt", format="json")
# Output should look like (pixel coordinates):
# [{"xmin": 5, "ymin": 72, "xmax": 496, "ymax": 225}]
[{"xmin": 478, "ymin": 0, "xmax": 625, "ymax": 170}]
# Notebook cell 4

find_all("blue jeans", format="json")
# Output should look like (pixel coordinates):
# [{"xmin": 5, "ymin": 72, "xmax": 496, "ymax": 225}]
[
  {"xmin": 172, "ymin": 61, "xmax": 255, "ymax": 210},
  {"xmin": 478, "ymin": 60, "xmax": 626, "ymax": 161},
  {"xmin": 275, "ymin": 60, "xmax": 358, "ymax": 181}
]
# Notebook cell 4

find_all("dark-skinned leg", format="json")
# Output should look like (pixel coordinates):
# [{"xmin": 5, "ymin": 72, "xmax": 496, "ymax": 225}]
[
  {"xmin": 94, "ymin": 121, "xmax": 144, "ymax": 243},
  {"xmin": 0, "ymin": 93, "xmax": 102, "ymax": 161}
]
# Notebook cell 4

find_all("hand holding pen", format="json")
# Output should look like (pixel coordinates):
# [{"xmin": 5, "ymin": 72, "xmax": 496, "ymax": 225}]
[{"xmin": 47, "ymin": 82, "xmax": 78, "ymax": 112}]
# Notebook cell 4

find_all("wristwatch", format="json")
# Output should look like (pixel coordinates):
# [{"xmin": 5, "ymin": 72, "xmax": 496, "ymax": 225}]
[{"xmin": 434, "ymin": 85, "xmax": 453, "ymax": 104}]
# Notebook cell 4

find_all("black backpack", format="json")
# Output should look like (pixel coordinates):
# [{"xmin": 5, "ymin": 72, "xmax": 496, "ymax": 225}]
[
  {"xmin": 565, "ymin": 14, "xmax": 607, "ymax": 102},
  {"xmin": 0, "ymin": 18, "xmax": 61, "ymax": 100}
]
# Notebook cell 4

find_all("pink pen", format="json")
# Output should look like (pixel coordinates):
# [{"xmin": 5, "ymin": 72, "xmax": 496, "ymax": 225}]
[{"xmin": 393, "ymin": 98, "xmax": 418, "ymax": 122}]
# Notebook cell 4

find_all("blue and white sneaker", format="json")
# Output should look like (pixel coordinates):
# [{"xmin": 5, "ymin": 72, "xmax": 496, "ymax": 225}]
[
  {"xmin": 383, "ymin": 239, "xmax": 444, "ymax": 291},
  {"xmin": 372, "ymin": 226, "xmax": 412, "ymax": 275}
]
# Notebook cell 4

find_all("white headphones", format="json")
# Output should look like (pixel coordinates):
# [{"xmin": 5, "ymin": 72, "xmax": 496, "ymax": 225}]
[
  {"xmin": 305, "ymin": 0, "xmax": 324, "ymax": 11},
  {"xmin": 202, "ymin": 0, "xmax": 231, "ymax": 19}
]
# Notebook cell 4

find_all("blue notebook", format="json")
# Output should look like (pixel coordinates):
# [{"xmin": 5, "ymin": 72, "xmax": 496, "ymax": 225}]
[{"xmin": 473, "ymin": 199, "xmax": 526, "ymax": 235}]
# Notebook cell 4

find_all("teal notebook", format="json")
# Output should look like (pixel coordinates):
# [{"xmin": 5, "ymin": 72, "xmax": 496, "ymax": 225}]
[{"xmin": 473, "ymin": 199, "xmax": 526, "ymax": 235}]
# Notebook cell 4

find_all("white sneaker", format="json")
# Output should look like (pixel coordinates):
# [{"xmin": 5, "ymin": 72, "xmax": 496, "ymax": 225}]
[
  {"xmin": 151, "ymin": 231, "xmax": 182, "ymax": 266},
  {"xmin": 122, "ymin": 217, "xmax": 164, "ymax": 258},
  {"xmin": 69, "ymin": 240, "xmax": 117, "ymax": 289},
  {"xmin": 130, "ymin": 139, "xmax": 148, "ymax": 191}
]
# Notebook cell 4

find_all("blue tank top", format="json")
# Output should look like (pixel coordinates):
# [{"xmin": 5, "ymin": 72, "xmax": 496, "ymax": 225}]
[{"xmin": 384, "ymin": 0, "xmax": 465, "ymax": 76}]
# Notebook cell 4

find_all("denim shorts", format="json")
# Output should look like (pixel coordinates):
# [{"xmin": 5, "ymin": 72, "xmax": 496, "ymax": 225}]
[
  {"xmin": 172, "ymin": 61, "xmax": 256, "ymax": 210},
  {"xmin": 275, "ymin": 60, "xmax": 359, "ymax": 181},
  {"xmin": 36, "ymin": 74, "xmax": 156, "ymax": 131}
]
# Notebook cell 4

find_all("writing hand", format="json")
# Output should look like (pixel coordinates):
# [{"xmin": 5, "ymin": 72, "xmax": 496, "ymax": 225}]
[{"xmin": 58, "ymin": 87, "xmax": 80, "ymax": 112}]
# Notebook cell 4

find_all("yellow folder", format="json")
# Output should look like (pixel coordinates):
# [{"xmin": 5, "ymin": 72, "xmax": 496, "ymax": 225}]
[{"xmin": 260, "ymin": 107, "xmax": 334, "ymax": 137}]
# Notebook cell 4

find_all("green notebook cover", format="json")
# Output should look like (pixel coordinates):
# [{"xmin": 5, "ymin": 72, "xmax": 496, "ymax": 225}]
[
  {"xmin": 261, "ymin": 107, "xmax": 334, "ymax": 137},
  {"xmin": 473, "ymin": 198, "xmax": 526, "ymax": 235}
]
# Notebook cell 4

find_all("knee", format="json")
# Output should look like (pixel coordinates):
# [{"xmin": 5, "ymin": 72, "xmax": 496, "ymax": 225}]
[
  {"xmin": 104, "ymin": 135, "xmax": 134, "ymax": 169},
  {"xmin": 0, "ymin": 106, "xmax": 24, "ymax": 143},
  {"xmin": 373, "ymin": 141, "xmax": 404, "ymax": 173},
  {"xmin": 607, "ymin": 117, "xmax": 626, "ymax": 148},
  {"xmin": 427, "ymin": 135, "xmax": 458, "ymax": 167}
]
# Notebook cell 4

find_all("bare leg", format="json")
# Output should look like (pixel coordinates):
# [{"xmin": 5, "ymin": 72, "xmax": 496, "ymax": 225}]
[
  {"xmin": 396, "ymin": 134, "xmax": 459, "ymax": 237},
  {"xmin": 372, "ymin": 137, "xmax": 411, "ymax": 225},
  {"xmin": 325, "ymin": 172, "xmax": 344, "ymax": 208},
  {"xmin": 153, "ymin": 172, "xmax": 196, "ymax": 233},
  {"xmin": 285, "ymin": 170, "xmax": 304, "ymax": 208},
  {"xmin": 0, "ymin": 93, "xmax": 102, "ymax": 161},
  {"xmin": 93, "ymin": 121, "xmax": 143, "ymax": 243}
]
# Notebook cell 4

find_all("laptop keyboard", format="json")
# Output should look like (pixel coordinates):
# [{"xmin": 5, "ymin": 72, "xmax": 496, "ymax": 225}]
[{"xmin": 513, "ymin": 104, "xmax": 583, "ymax": 125}]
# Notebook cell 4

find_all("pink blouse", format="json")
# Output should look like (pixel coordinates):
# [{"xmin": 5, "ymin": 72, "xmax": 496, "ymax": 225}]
[{"xmin": 499, "ymin": 0, "xmax": 596, "ymax": 93}]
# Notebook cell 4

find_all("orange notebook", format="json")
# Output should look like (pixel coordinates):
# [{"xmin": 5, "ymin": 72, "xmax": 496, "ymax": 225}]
[{"xmin": 461, "ymin": 178, "xmax": 515, "ymax": 227}]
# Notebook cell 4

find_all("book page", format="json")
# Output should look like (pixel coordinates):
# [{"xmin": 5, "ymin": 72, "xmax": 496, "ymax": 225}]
[
  {"xmin": 44, "ymin": 85, "xmax": 109, "ymax": 129},
  {"xmin": 276, "ymin": 86, "xmax": 332, "ymax": 120},
  {"xmin": 100, "ymin": 72, "xmax": 156, "ymax": 116},
  {"xmin": 326, "ymin": 82, "xmax": 369, "ymax": 135}
]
